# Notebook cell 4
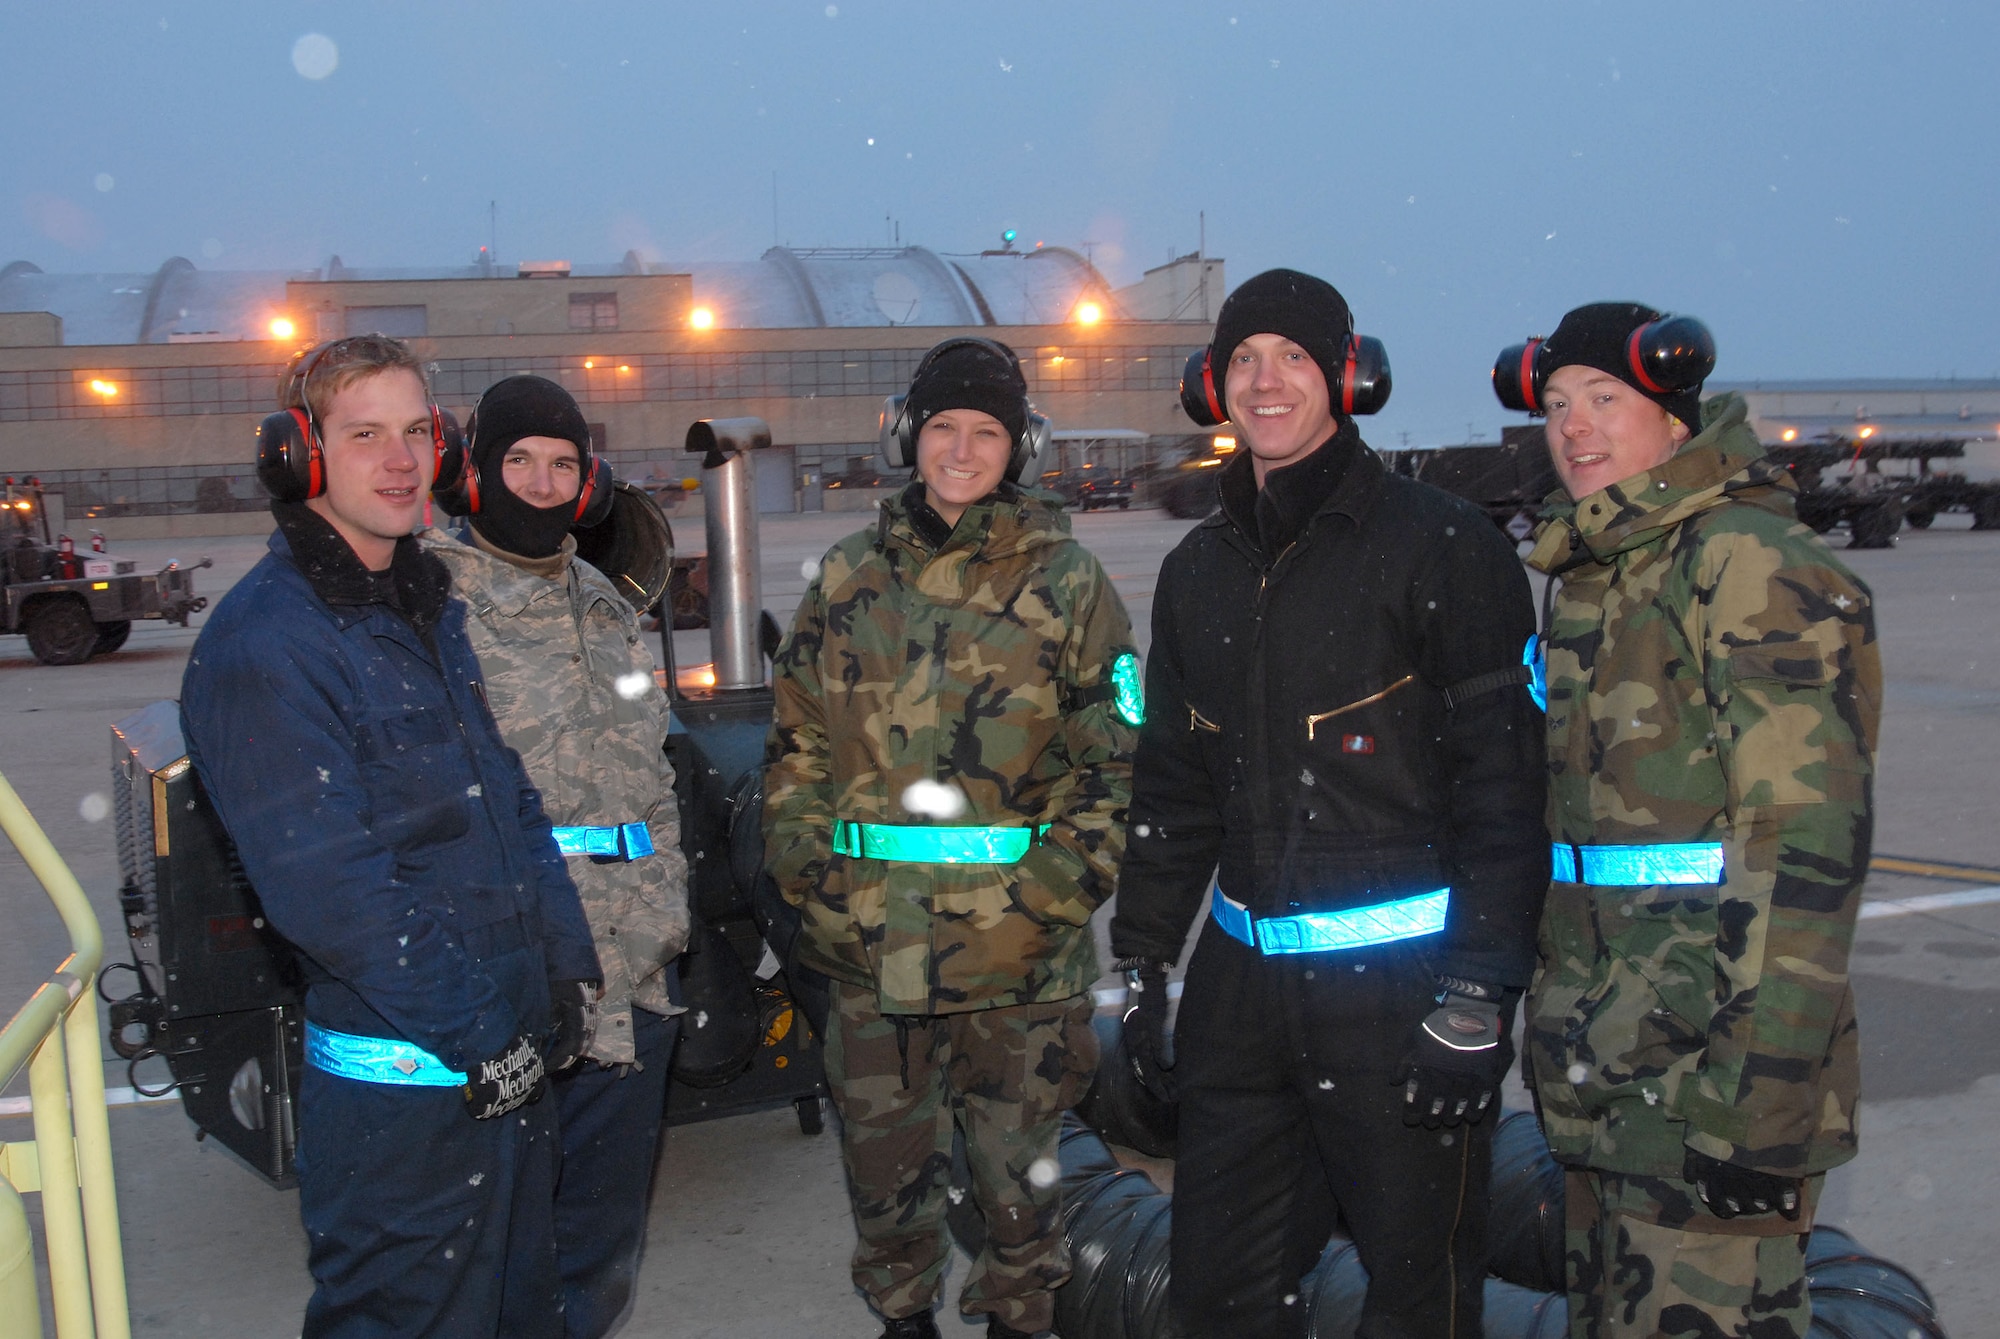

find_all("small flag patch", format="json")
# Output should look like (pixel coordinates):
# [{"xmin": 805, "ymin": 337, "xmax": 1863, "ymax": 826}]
[{"xmin": 1341, "ymin": 735, "xmax": 1374, "ymax": 754}]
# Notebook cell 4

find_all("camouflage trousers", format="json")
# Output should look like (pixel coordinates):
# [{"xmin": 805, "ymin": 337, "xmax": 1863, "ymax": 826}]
[
  {"xmin": 823, "ymin": 980, "xmax": 1099, "ymax": 1332},
  {"xmin": 1564, "ymin": 1168, "xmax": 1822, "ymax": 1339}
]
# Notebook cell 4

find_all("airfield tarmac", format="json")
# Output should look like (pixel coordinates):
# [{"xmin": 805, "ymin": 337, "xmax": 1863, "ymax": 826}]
[{"xmin": 2, "ymin": 506, "xmax": 1996, "ymax": 1337}]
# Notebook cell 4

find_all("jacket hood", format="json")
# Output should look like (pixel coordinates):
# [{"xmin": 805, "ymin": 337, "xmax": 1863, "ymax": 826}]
[
  {"xmin": 1527, "ymin": 393, "xmax": 1797, "ymax": 572},
  {"xmin": 876, "ymin": 480, "xmax": 1073, "ymax": 565}
]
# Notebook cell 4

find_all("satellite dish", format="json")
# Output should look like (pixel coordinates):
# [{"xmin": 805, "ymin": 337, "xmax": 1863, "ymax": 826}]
[{"xmin": 873, "ymin": 270, "xmax": 921, "ymax": 325}]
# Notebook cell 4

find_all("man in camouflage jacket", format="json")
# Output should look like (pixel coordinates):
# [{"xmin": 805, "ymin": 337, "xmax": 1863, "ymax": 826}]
[
  {"xmin": 1511, "ymin": 304, "xmax": 1881, "ymax": 1339},
  {"xmin": 423, "ymin": 374, "xmax": 690, "ymax": 1339},
  {"xmin": 764, "ymin": 339, "xmax": 1138, "ymax": 1339}
]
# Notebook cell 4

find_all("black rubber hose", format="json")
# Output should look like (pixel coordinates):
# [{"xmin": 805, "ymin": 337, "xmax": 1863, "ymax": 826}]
[{"xmin": 1038, "ymin": 1113, "xmax": 1949, "ymax": 1338}]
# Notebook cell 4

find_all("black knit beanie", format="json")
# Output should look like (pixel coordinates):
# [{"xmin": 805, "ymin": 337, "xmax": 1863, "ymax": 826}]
[
  {"xmin": 1538, "ymin": 302, "xmax": 1704, "ymax": 433},
  {"xmin": 1210, "ymin": 269, "xmax": 1354, "ymax": 397},
  {"xmin": 467, "ymin": 375, "xmax": 590, "ymax": 559},
  {"xmin": 903, "ymin": 340, "xmax": 1029, "ymax": 445}
]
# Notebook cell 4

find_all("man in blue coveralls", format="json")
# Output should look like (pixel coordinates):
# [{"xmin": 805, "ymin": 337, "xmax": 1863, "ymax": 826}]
[{"xmin": 181, "ymin": 334, "xmax": 601, "ymax": 1337}]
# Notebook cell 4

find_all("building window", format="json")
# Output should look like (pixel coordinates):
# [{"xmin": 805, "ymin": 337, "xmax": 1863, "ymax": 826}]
[
  {"xmin": 570, "ymin": 293, "xmax": 619, "ymax": 331},
  {"xmin": 344, "ymin": 305, "xmax": 428, "ymax": 337}
]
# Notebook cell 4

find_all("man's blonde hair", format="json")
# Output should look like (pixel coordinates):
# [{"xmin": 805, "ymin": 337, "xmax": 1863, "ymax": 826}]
[{"xmin": 279, "ymin": 334, "xmax": 429, "ymax": 422}]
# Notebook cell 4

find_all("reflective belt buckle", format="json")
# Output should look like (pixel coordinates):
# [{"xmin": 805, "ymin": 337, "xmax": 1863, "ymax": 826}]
[
  {"xmin": 305, "ymin": 1022, "xmax": 466, "ymax": 1087},
  {"xmin": 618, "ymin": 822, "xmax": 655, "ymax": 860},
  {"xmin": 553, "ymin": 822, "xmax": 656, "ymax": 862}
]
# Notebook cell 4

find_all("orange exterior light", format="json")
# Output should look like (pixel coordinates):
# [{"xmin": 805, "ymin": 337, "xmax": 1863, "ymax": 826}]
[
  {"xmin": 1074, "ymin": 301, "xmax": 1103, "ymax": 326},
  {"xmin": 618, "ymin": 364, "xmax": 630, "ymax": 373},
  {"xmin": 1779, "ymin": 428, "xmax": 1798, "ymax": 442},
  {"xmin": 268, "ymin": 317, "xmax": 296, "ymax": 340},
  {"xmin": 88, "ymin": 379, "xmax": 119, "ymax": 399},
  {"xmin": 584, "ymin": 358, "xmax": 596, "ymax": 369},
  {"xmin": 1213, "ymin": 435, "xmax": 1237, "ymax": 453},
  {"xmin": 1857, "ymin": 426, "xmax": 1877, "ymax": 440},
  {"xmin": 690, "ymin": 307, "xmax": 716, "ymax": 330}
]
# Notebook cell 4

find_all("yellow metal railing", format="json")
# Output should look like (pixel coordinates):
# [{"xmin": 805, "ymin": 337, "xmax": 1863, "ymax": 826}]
[{"xmin": 0, "ymin": 770, "xmax": 130, "ymax": 1339}]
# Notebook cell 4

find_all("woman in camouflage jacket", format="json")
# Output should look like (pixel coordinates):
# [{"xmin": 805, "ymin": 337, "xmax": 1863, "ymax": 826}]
[{"xmin": 764, "ymin": 339, "xmax": 1139, "ymax": 1339}]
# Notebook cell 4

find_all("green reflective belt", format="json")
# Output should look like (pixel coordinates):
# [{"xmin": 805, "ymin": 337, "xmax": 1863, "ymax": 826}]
[{"xmin": 831, "ymin": 820, "xmax": 1049, "ymax": 864}]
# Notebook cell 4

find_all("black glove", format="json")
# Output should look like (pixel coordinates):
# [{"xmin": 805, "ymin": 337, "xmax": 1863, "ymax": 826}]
[
  {"xmin": 1119, "ymin": 960, "xmax": 1176, "ymax": 1102},
  {"xmin": 1683, "ymin": 1148, "xmax": 1803, "ymax": 1221},
  {"xmin": 463, "ymin": 1032, "xmax": 547, "ymax": 1120},
  {"xmin": 547, "ymin": 979, "xmax": 601, "ymax": 1072},
  {"xmin": 1396, "ymin": 982, "xmax": 1513, "ymax": 1129}
]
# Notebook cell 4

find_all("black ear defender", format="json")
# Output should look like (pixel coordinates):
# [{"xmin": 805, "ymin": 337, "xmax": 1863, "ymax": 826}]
[
  {"xmin": 1491, "ymin": 338, "xmax": 1547, "ymax": 414},
  {"xmin": 258, "ymin": 340, "xmax": 454, "ymax": 503},
  {"xmin": 572, "ymin": 455, "xmax": 616, "ymax": 528},
  {"xmin": 255, "ymin": 406, "xmax": 321, "ymax": 503},
  {"xmin": 1493, "ymin": 315, "xmax": 1715, "ymax": 413},
  {"xmin": 256, "ymin": 342, "xmax": 336, "ymax": 503},
  {"xmin": 876, "ymin": 336, "xmax": 1051, "ymax": 484},
  {"xmin": 1177, "ymin": 335, "xmax": 1394, "ymax": 429},
  {"xmin": 1624, "ymin": 314, "xmax": 1716, "ymax": 398}
]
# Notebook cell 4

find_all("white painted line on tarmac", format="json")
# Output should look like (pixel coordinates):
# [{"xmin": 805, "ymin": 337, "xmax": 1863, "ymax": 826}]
[
  {"xmin": 1859, "ymin": 884, "xmax": 2000, "ymax": 920},
  {"xmin": 0, "ymin": 1084, "xmax": 178, "ymax": 1117}
]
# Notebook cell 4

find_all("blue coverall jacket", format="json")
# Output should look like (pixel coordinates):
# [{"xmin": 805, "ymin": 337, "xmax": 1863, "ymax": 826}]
[{"xmin": 181, "ymin": 519, "xmax": 599, "ymax": 1072}]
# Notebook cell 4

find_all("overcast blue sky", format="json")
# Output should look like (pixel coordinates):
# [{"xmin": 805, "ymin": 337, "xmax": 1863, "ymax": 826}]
[{"xmin": 3, "ymin": 1, "xmax": 1994, "ymax": 444}]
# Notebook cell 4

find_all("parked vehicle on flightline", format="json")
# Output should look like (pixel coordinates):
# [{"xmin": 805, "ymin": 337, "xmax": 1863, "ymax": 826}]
[
  {"xmin": 0, "ymin": 476, "xmax": 208, "ymax": 665},
  {"xmin": 1039, "ymin": 466, "xmax": 1135, "ymax": 512},
  {"xmin": 1777, "ymin": 437, "xmax": 2000, "ymax": 548},
  {"xmin": 1161, "ymin": 426, "xmax": 2000, "ymax": 551}
]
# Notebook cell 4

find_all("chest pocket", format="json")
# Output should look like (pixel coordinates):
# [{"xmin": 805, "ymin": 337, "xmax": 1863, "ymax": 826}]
[
  {"xmin": 354, "ymin": 705, "xmax": 475, "ymax": 851},
  {"xmin": 1726, "ymin": 645, "xmax": 1843, "ymax": 806},
  {"xmin": 1304, "ymin": 675, "xmax": 1415, "ymax": 749}
]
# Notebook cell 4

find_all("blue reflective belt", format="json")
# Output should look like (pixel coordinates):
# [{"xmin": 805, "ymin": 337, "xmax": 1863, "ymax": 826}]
[
  {"xmin": 552, "ymin": 822, "xmax": 656, "ymax": 861},
  {"xmin": 1209, "ymin": 886, "xmax": 1450, "ymax": 955},
  {"xmin": 304, "ymin": 1022, "xmax": 466, "ymax": 1087},
  {"xmin": 1551, "ymin": 841, "xmax": 1725, "ymax": 887},
  {"xmin": 831, "ymin": 820, "xmax": 1048, "ymax": 864}
]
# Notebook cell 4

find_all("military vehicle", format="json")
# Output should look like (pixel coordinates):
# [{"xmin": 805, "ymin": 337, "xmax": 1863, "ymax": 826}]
[
  {"xmin": 1774, "ymin": 436, "xmax": 2000, "ymax": 548},
  {"xmin": 0, "ymin": 476, "xmax": 208, "ymax": 664}
]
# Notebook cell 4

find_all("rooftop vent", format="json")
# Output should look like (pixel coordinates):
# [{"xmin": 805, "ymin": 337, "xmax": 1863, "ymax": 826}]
[{"xmin": 517, "ymin": 260, "xmax": 573, "ymax": 278}]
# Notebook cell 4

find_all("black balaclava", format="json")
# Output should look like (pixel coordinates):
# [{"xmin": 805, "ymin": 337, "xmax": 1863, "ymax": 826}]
[
  {"xmin": 1210, "ymin": 268, "xmax": 1355, "ymax": 401},
  {"xmin": 467, "ymin": 375, "xmax": 589, "ymax": 559},
  {"xmin": 903, "ymin": 340, "xmax": 1029, "ymax": 447},
  {"xmin": 1538, "ymin": 302, "xmax": 1704, "ymax": 433}
]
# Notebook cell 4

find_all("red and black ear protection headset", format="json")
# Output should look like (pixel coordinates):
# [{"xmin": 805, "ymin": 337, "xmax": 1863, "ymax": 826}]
[
  {"xmin": 255, "ymin": 339, "xmax": 459, "ymax": 504},
  {"xmin": 1177, "ymin": 333, "xmax": 1393, "ymax": 428},
  {"xmin": 877, "ymin": 337, "xmax": 1053, "ymax": 484},
  {"xmin": 430, "ymin": 384, "xmax": 616, "ymax": 527},
  {"xmin": 1492, "ymin": 314, "xmax": 1715, "ymax": 414}
]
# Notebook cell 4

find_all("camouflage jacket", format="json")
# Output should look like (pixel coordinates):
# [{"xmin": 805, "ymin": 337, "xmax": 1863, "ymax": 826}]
[
  {"xmin": 423, "ymin": 525, "xmax": 690, "ymax": 1064},
  {"xmin": 1523, "ymin": 394, "xmax": 1881, "ymax": 1179},
  {"xmin": 762, "ymin": 485, "xmax": 1139, "ymax": 1016}
]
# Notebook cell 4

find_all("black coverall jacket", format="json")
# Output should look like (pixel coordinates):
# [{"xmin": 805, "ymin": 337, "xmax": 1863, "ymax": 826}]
[{"xmin": 1109, "ymin": 423, "xmax": 1548, "ymax": 989}]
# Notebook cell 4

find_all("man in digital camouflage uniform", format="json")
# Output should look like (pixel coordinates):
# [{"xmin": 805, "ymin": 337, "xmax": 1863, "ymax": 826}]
[
  {"xmin": 763, "ymin": 339, "xmax": 1139, "ymax": 1339},
  {"xmin": 423, "ymin": 375, "xmax": 690, "ymax": 1339},
  {"xmin": 1503, "ymin": 303, "xmax": 1881, "ymax": 1338}
]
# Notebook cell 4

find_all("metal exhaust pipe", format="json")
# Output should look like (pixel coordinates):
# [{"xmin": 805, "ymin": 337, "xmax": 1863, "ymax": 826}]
[{"xmin": 685, "ymin": 417, "xmax": 770, "ymax": 691}]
